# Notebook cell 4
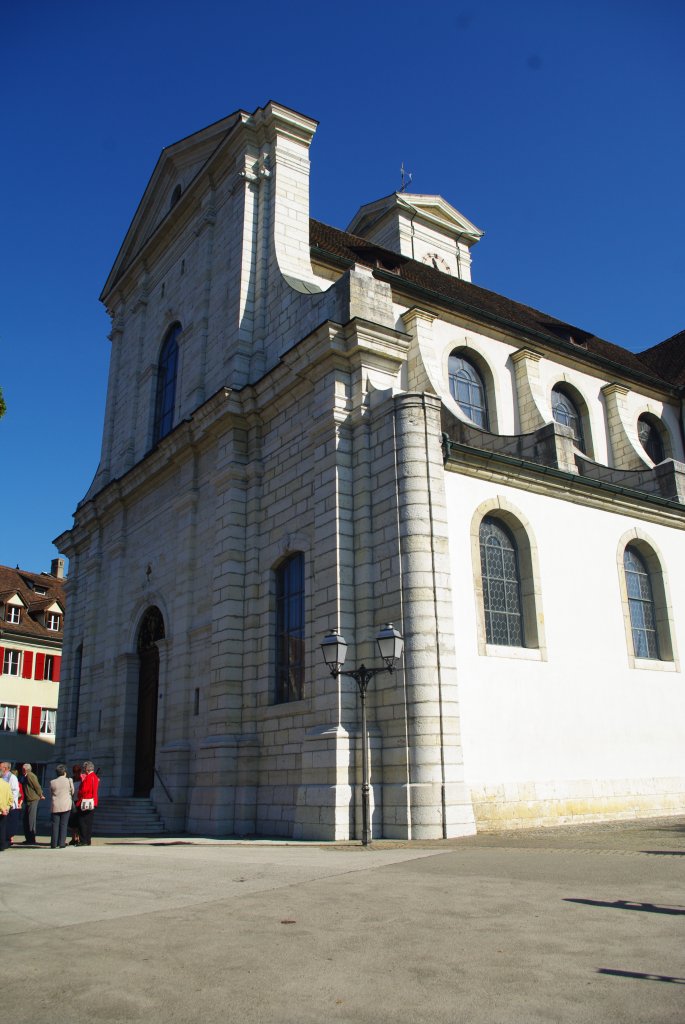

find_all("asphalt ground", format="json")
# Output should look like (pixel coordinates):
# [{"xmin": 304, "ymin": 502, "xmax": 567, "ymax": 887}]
[{"xmin": 3, "ymin": 816, "xmax": 684, "ymax": 1024}]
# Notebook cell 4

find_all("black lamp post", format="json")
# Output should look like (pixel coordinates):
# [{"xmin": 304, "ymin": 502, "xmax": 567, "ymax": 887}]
[{"xmin": 321, "ymin": 623, "xmax": 404, "ymax": 846}]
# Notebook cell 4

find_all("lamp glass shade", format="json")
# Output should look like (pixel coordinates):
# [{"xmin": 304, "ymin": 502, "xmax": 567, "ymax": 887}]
[
  {"xmin": 321, "ymin": 630, "xmax": 347, "ymax": 671},
  {"xmin": 376, "ymin": 623, "xmax": 403, "ymax": 666}
]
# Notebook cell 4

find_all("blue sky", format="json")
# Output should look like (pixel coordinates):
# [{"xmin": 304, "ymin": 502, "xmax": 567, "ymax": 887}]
[{"xmin": 2, "ymin": 0, "xmax": 684, "ymax": 575}]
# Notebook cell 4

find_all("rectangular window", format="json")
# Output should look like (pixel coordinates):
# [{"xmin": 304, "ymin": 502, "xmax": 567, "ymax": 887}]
[
  {"xmin": 3, "ymin": 649, "xmax": 21, "ymax": 675},
  {"xmin": 44, "ymin": 655, "xmax": 54, "ymax": 681},
  {"xmin": 39, "ymin": 709, "xmax": 56, "ymax": 735},
  {"xmin": 0, "ymin": 705, "xmax": 17, "ymax": 732},
  {"xmin": 6, "ymin": 606, "xmax": 21, "ymax": 623},
  {"xmin": 275, "ymin": 553, "xmax": 305, "ymax": 703},
  {"xmin": 46, "ymin": 613, "xmax": 61, "ymax": 631}
]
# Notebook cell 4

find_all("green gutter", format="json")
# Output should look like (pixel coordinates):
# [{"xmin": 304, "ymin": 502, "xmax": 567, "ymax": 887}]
[{"xmin": 442, "ymin": 437, "xmax": 685, "ymax": 513}]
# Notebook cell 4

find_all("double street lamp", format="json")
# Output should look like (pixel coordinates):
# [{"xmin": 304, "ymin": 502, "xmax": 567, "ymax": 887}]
[{"xmin": 321, "ymin": 623, "xmax": 404, "ymax": 846}]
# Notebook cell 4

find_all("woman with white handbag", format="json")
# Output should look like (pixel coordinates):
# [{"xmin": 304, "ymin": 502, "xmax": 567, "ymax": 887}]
[{"xmin": 75, "ymin": 761, "xmax": 100, "ymax": 847}]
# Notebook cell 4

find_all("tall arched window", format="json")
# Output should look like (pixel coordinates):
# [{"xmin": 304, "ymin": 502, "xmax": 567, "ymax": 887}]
[
  {"xmin": 623, "ymin": 546, "xmax": 659, "ymax": 659},
  {"xmin": 552, "ymin": 385, "xmax": 585, "ymax": 452},
  {"xmin": 637, "ymin": 414, "xmax": 665, "ymax": 464},
  {"xmin": 275, "ymin": 553, "xmax": 305, "ymax": 703},
  {"xmin": 448, "ymin": 353, "xmax": 489, "ymax": 429},
  {"xmin": 479, "ymin": 517, "xmax": 524, "ymax": 646},
  {"xmin": 152, "ymin": 323, "xmax": 180, "ymax": 445}
]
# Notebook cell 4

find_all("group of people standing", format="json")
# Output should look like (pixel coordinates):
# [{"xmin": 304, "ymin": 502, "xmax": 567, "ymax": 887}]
[{"xmin": 0, "ymin": 760, "xmax": 100, "ymax": 851}]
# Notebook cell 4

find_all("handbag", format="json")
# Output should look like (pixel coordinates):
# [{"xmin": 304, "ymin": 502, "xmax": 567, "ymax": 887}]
[{"xmin": 80, "ymin": 798, "xmax": 95, "ymax": 811}]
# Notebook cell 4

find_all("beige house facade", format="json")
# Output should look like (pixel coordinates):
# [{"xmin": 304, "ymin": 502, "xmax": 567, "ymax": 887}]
[
  {"xmin": 55, "ymin": 102, "xmax": 685, "ymax": 839},
  {"xmin": 0, "ymin": 561, "xmax": 66, "ymax": 770}
]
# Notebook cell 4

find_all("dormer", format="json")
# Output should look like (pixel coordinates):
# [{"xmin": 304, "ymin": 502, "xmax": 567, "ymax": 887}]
[
  {"xmin": 42, "ymin": 600, "xmax": 64, "ymax": 632},
  {"xmin": 347, "ymin": 193, "xmax": 483, "ymax": 282},
  {"xmin": 2, "ymin": 592, "xmax": 27, "ymax": 625}
]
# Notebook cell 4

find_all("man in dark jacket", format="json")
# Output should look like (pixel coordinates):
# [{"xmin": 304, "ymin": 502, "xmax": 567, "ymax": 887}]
[{"xmin": 20, "ymin": 764, "xmax": 44, "ymax": 844}]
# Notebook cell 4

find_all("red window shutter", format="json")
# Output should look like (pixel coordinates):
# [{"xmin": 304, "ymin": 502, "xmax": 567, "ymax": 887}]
[
  {"xmin": 22, "ymin": 651, "xmax": 33, "ymax": 679},
  {"xmin": 34, "ymin": 653, "xmax": 45, "ymax": 680},
  {"xmin": 18, "ymin": 705, "xmax": 29, "ymax": 733},
  {"xmin": 53, "ymin": 655, "xmax": 61, "ymax": 682},
  {"xmin": 30, "ymin": 707, "xmax": 42, "ymax": 734},
  {"xmin": 0, "ymin": 645, "xmax": 4, "ymax": 671}
]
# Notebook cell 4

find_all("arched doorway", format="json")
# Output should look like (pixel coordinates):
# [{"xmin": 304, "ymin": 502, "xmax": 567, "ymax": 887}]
[{"xmin": 134, "ymin": 606, "xmax": 165, "ymax": 797}]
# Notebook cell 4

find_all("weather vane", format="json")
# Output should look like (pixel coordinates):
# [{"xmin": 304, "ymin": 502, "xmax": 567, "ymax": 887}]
[{"xmin": 399, "ymin": 162, "xmax": 413, "ymax": 192}]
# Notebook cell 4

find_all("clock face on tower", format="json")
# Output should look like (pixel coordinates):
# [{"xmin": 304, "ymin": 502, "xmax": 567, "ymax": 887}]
[{"xmin": 422, "ymin": 252, "xmax": 452, "ymax": 275}]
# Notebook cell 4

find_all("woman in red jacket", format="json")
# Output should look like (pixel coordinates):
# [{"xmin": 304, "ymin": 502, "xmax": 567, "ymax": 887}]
[{"xmin": 75, "ymin": 761, "xmax": 100, "ymax": 847}]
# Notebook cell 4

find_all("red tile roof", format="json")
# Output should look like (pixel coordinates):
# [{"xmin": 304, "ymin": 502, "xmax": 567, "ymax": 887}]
[{"xmin": 0, "ymin": 565, "xmax": 66, "ymax": 643}]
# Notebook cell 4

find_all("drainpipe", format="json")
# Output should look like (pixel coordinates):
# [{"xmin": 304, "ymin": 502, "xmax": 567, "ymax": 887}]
[{"xmin": 396, "ymin": 194, "xmax": 418, "ymax": 260}]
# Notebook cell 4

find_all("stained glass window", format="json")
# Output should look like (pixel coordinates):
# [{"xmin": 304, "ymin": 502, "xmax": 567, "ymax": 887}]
[
  {"xmin": 153, "ymin": 324, "xmax": 180, "ymax": 445},
  {"xmin": 448, "ymin": 354, "xmax": 489, "ymax": 429},
  {"xmin": 552, "ymin": 386, "xmax": 585, "ymax": 452},
  {"xmin": 480, "ymin": 517, "xmax": 524, "ymax": 646},
  {"xmin": 637, "ymin": 415, "xmax": 665, "ymax": 464},
  {"xmin": 276, "ymin": 553, "xmax": 305, "ymax": 703},
  {"xmin": 624, "ymin": 546, "xmax": 659, "ymax": 659}
]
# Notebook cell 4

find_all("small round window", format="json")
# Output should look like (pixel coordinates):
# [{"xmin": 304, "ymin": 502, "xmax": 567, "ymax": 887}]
[{"xmin": 637, "ymin": 414, "xmax": 665, "ymax": 464}]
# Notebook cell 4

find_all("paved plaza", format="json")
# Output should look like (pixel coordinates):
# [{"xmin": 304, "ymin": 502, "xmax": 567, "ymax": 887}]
[{"xmin": 3, "ymin": 817, "xmax": 684, "ymax": 1023}]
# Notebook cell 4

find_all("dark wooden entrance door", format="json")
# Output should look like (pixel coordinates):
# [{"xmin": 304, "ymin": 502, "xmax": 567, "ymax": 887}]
[{"xmin": 133, "ymin": 607, "xmax": 164, "ymax": 797}]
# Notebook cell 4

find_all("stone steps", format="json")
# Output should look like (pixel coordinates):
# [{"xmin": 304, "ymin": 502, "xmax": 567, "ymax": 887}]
[{"xmin": 90, "ymin": 797, "xmax": 167, "ymax": 836}]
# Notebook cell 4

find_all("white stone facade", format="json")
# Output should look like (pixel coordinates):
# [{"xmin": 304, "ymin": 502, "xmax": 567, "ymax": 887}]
[{"xmin": 55, "ymin": 102, "xmax": 685, "ymax": 839}]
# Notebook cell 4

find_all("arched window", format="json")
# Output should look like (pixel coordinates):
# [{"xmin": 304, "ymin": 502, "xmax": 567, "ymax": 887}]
[
  {"xmin": 552, "ymin": 385, "xmax": 585, "ymax": 452},
  {"xmin": 275, "ymin": 553, "xmax": 305, "ymax": 703},
  {"xmin": 637, "ymin": 414, "xmax": 665, "ymax": 464},
  {"xmin": 623, "ymin": 546, "xmax": 659, "ymax": 659},
  {"xmin": 479, "ymin": 517, "xmax": 524, "ymax": 646},
  {"xmin": 448, "ymin": 353, "xmax": 489, "ymax": 429},
  {"xmin": 152, "ymin": 324, "xmax": 180, "ymax": 445}
]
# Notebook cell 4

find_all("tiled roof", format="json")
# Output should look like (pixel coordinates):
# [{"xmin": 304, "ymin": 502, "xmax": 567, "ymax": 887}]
[
  {"xmin": 310, "ymin": 220, "xmax": 682, "ymax": 389},
  {"xmin": 637, "ymin": 329, "xmax": 685, "ymax": 386},
  {"xmin": 0, "ymin": 565, "xmax": 66, "ymax": 643}
]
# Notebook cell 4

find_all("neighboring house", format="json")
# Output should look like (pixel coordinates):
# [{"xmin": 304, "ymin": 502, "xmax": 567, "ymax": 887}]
[
  {"xmin": 55, "ymin": 102, "xmax": 685, "ymax": 841},
  {"xmin": 0, "ymin": 560, "xmax": 66, "ymax": 770}
]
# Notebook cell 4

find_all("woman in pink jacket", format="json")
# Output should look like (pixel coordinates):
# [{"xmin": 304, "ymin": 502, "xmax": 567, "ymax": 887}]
[{"xmin": 75, "ymin": 761, "xmax": 100, "ymax": 847}]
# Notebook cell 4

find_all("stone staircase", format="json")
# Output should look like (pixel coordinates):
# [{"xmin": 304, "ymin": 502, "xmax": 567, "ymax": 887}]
[{"xmin": 92, "ymin": 797, "xmax": 168, "ymax": 837}]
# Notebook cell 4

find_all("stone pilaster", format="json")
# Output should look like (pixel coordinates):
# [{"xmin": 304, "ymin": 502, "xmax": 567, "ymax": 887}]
[
  {"xmin": 601, "ymin": 383, "xmax": 650, "ymax": 469},
  {"xmin": 511, "ymin": 349, "xmax": 548, "ymax": 433},
  {"xmin": 385, "ymin": 392, "xmax": 475, "ymax": 839}
]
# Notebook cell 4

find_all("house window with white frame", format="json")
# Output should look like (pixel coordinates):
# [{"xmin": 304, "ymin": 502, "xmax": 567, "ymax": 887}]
[
  {"xmin": 6, "ymin": 605, "xmax": 21, "ymax": 624},
  {"xmin": 46, "ymin": 612, "xmax": 61, "ymax": 631},
  {"xmin": 44, "ymin": 655, "xmax": 54, "ymax": 681},
  {"xmin": 39, "ymin": 708, "xmax": 56, "ymax": 735},
  {"xmin": 0, "ymin": 705, "xmax": 18, "ymax": 732},
  {"xmin": 3, "ymin": 649, "xmax": 21, "ymax": 675}
]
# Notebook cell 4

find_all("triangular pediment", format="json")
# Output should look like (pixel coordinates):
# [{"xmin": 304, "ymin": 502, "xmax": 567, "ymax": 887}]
[
  {"xmin": 101, "ymin": 111, "xmax": 244, "ymax": 299},
  {"xmin": 348, "ymin": 192, "xmax": 483, "ymax": 245}
]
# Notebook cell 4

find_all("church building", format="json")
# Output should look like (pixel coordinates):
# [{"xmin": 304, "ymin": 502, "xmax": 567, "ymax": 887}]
[{"xmin": 55, "ymin": 102, "xmax": 685, "ymax": 839}]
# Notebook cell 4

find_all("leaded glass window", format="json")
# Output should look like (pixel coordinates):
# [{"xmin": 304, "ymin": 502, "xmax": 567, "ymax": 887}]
[
  {"xmin": 552, "ymin": 386, "xmax": 585, "ymax": 452},
  {"xmin": 480, "ymin": 517, "xmax": 524, "ymax": 646},
  {"xmin": 637, "ymin": 415, "xmax": 665, "ymax": 464},
  {"xmin": 275, "ymin": 553, "xmax": 305, "ymax": 703},
  {"xmin": 624, "ymin": 546, "xmax": 659, "ymax": 659},
  {"xmin": 448, "ymin": 354, "xmax": 489, "ymax": 429},
  {"xmin": 152, "ymin": 323, "xmax": 180, "ymax": 445}
]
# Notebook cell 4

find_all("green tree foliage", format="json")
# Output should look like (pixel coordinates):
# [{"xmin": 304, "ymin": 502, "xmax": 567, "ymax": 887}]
[{"xmin": 0, "ymin": 386, "xmax": 5, "ymax": 419}]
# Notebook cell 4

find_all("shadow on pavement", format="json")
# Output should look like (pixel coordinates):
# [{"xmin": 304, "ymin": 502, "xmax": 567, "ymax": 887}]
[{"xmin": 566, "ymin": 898, "xmax": 685, "ymax": 915}]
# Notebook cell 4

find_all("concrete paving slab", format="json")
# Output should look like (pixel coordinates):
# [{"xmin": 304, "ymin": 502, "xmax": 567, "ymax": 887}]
[{"xmin": 2, "ymin": 817, "xmax": 684, "ymax": 1024}]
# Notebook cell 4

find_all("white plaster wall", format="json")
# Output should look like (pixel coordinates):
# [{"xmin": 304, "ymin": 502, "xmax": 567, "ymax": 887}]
[{"xmin": 445, "ymin": 469, "xmax": 685, "ymax": 823}]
